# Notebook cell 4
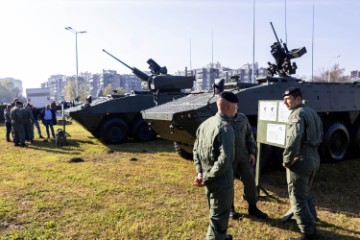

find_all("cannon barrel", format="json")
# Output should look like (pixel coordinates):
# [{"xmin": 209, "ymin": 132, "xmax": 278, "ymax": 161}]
[{"xmin": 102, "ymin": 49, "xmax": 149, "ymax": 82}]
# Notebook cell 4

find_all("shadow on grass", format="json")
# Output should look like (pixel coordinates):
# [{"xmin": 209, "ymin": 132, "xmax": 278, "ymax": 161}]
[
  {"xmin": 261, "ymin": 158, "xmax": 360, "ymax": 219},
  {"xmin": 257, "ymin": 158, "xmax": 360, "ymax": 239},
  {"xmin": 101, "ymin": 138, "xmax": 176, "ymax": 154},
  {"xmin": 254, "ymin": 217, "xmax": 360, "ymax": 240},
  {"xmin": 24, "ymin": 138, "xmax": 93, "ymax": 154}
]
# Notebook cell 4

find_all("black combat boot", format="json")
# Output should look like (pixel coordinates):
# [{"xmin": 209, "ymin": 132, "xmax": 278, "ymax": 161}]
[
  {"xmin": 229, "ymin": 205, "xmax": 240, "ymax": 219},
  {"xmin": 248, "ymin": 204, "xmax": 268, "ymax": 219},
  {"xmin": 289, "ymin": 234, "xmax": 315, "ymax": 240},
  {"xmin": 225, "ymin": 234, "xmax": 233, "ymax": 240}
]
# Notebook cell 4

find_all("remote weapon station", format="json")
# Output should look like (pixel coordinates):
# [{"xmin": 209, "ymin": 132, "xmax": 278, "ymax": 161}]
[
  {"xmin": 65, "ymin": 50, "xmax": 194, "ymax": 144},
  {"xmin": 142, "ymin": 23, "xmax": 360, "ymax": 165}
]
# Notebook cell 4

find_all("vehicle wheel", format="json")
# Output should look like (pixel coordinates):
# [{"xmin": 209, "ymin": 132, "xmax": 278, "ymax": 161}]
[
  {"xmin": 320, "ymin": 122, "xmax": 350, "ymax": 161},
  {"xmin": 174, "ymin": 142, "xmax": 193, "ymax": 160},
  {"xmin": 131, "ymin": 119, "xmax": 156, "ymax": 142},
  {"xmin": 100, "ymin": 118, "xmax": 128, "ymax": 144}
]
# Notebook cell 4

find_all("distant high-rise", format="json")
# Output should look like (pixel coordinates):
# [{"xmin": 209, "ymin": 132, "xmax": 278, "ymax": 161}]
[
  {"xmin": 175, "ymin": 61, "xmax": 267, "ymax": 91},
  {"xmin": 48, "ymin": 74, "xmax": 66, "ymax": 101},
  {"xmin": 350, "ymin": 70, "xmax": 360, "ymax": 80}
]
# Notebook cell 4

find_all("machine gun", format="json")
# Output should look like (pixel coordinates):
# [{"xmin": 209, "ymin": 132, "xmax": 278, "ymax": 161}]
[
  {"xmin": 102, "ymin": 49, "xmax": 194, "ymax": 92},
  {"xmin": 267, "ymin": 22, "xmax": 307, "ymax": 77}
]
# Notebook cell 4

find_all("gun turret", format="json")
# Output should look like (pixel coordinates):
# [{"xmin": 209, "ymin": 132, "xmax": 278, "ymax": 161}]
[
  {"xmin": 102, "ymin": 49, "xmax": 150, "ymax": 82},
  {"xmin": 267, "ymin": 22, "xmax": 307, "ymax": 77},
  {"xmin": 103, "ymin": 49, "xmax": 194, "ymax": 92},
  {"xmin": 147, "ymin": 58, "xmax": 168, "ymax": 75}
]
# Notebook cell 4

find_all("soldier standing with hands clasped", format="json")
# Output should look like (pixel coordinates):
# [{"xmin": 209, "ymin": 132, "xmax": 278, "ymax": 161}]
[
  {"xmin": 282, "ymin": 87, "xmax": 323, "ymax": 240},
  {"xmin": 193, "ymin": 91, "xmax": 238, "ymax": 240}
]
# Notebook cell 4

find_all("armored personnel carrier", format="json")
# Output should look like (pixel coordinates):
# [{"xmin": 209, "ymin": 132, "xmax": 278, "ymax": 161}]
[
  {"xmin": 142, "ymin": 23, "xmax": 360, "ymax": 163},
  {"xmin": 65, "ymin": 50, "xmax": 194, "ymax": 144}
]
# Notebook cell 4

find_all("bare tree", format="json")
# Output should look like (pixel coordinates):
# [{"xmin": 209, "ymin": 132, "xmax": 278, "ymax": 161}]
[
  {"xmin": 116, "ymin": 87, "xmax": 125, "ymax": 95},
  {"xmin": 78, "ymin": 81, "xmax": 90, "ymax": 101},
  {"xmin": 0, "ymin": 79, "xmax": 22, "ymax": 103},
  {"xmin": 64, "ymin": 80, "xmax": 76, "ymax": 101},
  {"xmin": 313, "ymin": 64, "xmax": 349, "ymax": 82},
  {"xmin": 102, "ymin": 83, "xmax": 113, "ymax": 96}
]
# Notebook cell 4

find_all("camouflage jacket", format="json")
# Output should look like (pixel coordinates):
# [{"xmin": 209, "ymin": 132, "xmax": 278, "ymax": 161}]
[
  {"xmin": 193, "ymin": 112, "xmax": 235, "ymax": 185},
  {"xmin": 283, "ymin": 104, "xmax": 323, "ymax": 165}
]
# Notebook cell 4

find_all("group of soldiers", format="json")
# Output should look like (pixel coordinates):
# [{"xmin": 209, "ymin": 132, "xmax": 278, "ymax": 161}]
[
  {"xmin": 3, "ymin": 98, "xmax": 57, "ymax": 147},
  {"xmin": 193, "ymin": 88, "xmax": 322, "ymax": 240}
]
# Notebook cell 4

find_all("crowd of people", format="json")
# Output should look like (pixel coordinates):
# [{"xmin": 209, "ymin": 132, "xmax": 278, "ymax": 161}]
[
  {"xmin": 3, "ymin": 98, "xmax": 57, "ymax": 147},
  {"xmin": 193, "ymin": 88, "xmax": 322, "ymax": 240}
]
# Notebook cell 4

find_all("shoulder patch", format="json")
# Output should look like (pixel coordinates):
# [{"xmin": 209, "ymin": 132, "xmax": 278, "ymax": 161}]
[{"xmin": 291, "ymin": 118, "xmax": 300, "ymax": 123}]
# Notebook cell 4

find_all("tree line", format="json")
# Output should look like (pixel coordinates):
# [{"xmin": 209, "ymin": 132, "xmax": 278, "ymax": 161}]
[{"xmin": 0, "ymin": 79, "xmax": 24, "ymax": 104}]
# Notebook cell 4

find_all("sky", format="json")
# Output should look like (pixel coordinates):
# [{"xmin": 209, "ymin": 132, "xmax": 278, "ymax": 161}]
[{"xmin": 1, "ymin": 0, "xmax": 359, "ymax": 94}]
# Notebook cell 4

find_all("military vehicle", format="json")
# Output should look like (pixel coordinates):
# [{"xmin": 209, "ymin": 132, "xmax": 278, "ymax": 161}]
[
  {"xmin": 65, "ymin": 50, "xmax": 194, "ymax": 144},
  {"xmin": 142, "ymin": 23, "xmax": 360, "ymax": 164}
]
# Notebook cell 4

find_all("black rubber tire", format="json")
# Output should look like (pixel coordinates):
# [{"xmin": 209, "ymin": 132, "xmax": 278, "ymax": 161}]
[
  {"xmin": 100, "ymin": 118, "xmax": 128, "ymax": 144},
  {"xmin": 131, "ymin": 119, "xmax": 156, "ymax": 142},
  {"xmin": 320, "ymin": 122, "xmax": 350, "ymax": 161},
  {"xmin": 174, "ymin": 142, "xmax": 193, "ymax": 160}
]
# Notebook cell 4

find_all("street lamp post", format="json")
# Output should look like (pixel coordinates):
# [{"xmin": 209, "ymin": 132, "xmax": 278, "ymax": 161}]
[{"xmin": 65, "ymin": 26, "xmax": 87, "ymax": 97}]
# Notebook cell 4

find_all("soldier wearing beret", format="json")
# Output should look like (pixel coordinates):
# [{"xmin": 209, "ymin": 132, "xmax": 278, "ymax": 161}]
[
  {"xmin": 282, "ymin": 87, "xmax": 323, "ymax": 240},
  {"xmin": 193, "ymin": 91, "xmax": 238, "ymax": 240},
  {"xmin": 229, "ymin": 102, "xmax": 268, "ymax": 220}
]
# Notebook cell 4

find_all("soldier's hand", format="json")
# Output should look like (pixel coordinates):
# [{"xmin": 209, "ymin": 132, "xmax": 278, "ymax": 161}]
[
  {"xmin": 292, "ymin": 156, "xmax": 300, "ymax": 165},
  {"xmin": 283, "ymin": 156, "xmax": 300, "ymax": 168},
  {"xmin": 193, "ymin": 174, "xmax": 204, "ymax": 187}
]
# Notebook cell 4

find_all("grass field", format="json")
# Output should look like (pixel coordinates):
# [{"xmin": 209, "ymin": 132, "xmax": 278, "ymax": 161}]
[{"xmin": 0, "ymin": 122, "xmax": 359, "ymax": 240}]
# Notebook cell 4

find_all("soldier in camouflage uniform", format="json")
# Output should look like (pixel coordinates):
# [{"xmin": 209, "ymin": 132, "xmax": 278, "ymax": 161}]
[
  {"xmin": 10, "ymin": 101, "xmax": 26, "ymax": 147},
  {"xmin": 193, "ymin": 91, "xmax": 238, "ymax": 240},
  {"xmin": 230, "ymin": 113, "xmax": 268, "ymax": 219},
  {"xmin": 282, "ymin": 87, "xmax": 323, "ymax": 240}
]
